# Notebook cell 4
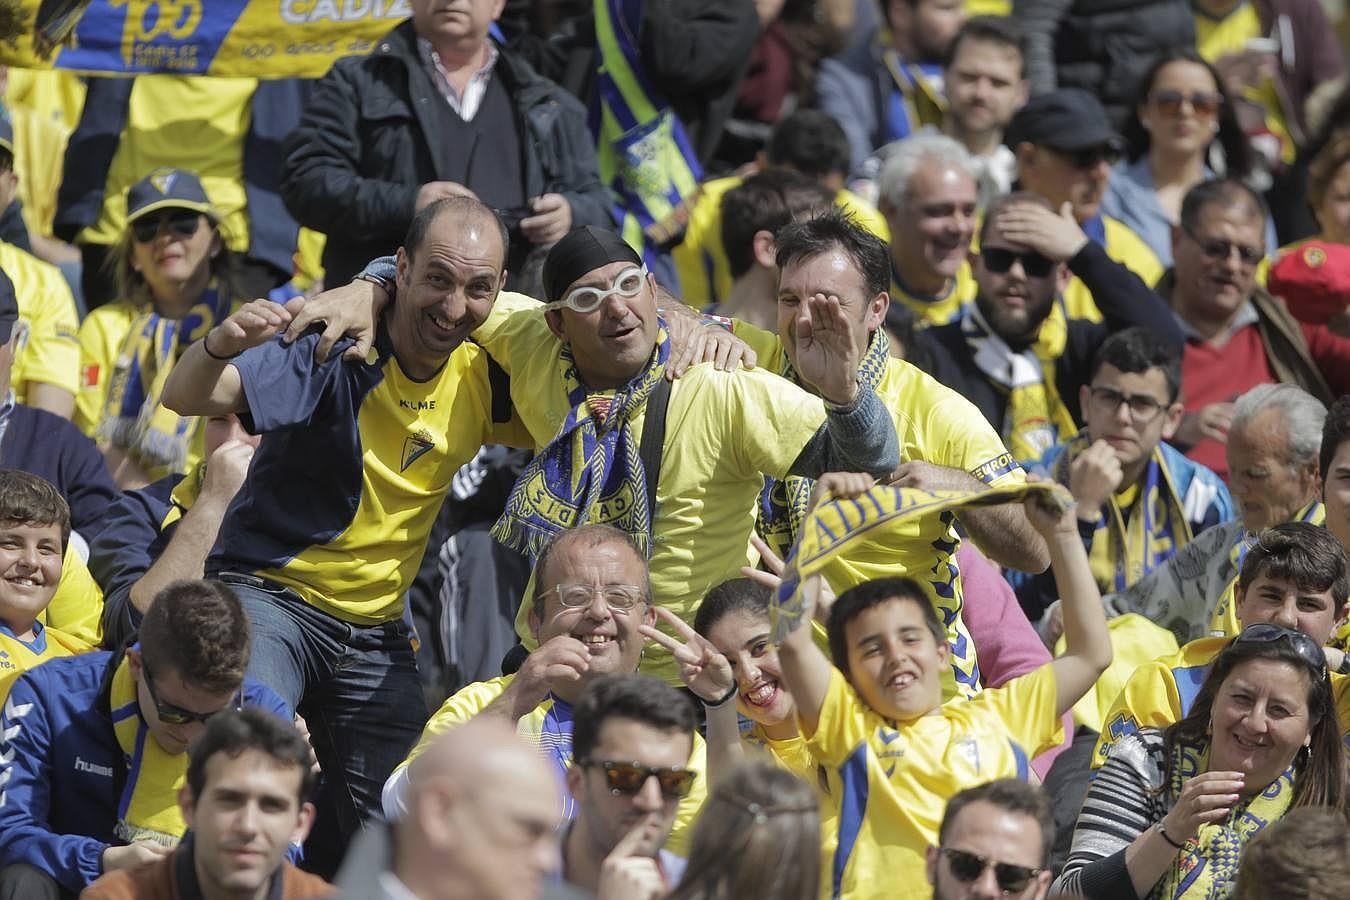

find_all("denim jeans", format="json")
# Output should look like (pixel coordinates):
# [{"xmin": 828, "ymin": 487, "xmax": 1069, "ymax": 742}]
[{"xmin": 216, "ymin": 574, "xmax": 427, "ymax": 877}]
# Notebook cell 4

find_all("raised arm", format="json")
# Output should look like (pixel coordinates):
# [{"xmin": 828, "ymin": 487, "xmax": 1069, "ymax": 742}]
[
  {"xmin": 1021, "ymin": 484, "xmax": 1113, "ymax": 716},
  {"xmin": 162, "ymin": 298, "xmax": 304, "ymax": 417},
  {"xmin": 776, "ymin": 573, "xmax": 834, "ymax": 735}
]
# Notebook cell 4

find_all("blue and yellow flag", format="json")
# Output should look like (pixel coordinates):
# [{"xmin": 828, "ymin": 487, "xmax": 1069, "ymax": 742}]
[
  {"xmin": 770, "ymin": 481, "xmax": 1069, "ymax": 645},
  {"xmin": 0, "ymin": 0, "xmax": 409, "ymax": 77}
]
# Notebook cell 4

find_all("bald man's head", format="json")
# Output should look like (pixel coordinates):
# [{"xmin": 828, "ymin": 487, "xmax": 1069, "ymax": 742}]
[
  {"xmin": 398, "ymin": 719, "xmax": 560, "ymax": 900},
  {"xmin": 404, "ymin": 195, "xmax": 509, "ymax": 273}
]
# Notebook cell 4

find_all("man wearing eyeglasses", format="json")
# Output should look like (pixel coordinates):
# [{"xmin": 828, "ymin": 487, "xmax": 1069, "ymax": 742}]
[
  {"xmin": 1014, "ymin": 328, "xmax": 1233, "ymax": 624},
  {"xmin": 1005, "ymin": 88, "xmax": 1164, "ymax": 324},
  {"xmin": 381, "ymin": 524, "xmax": 707, "ymax": 855},
  {"xmin": 927, "ymin": 779, "xmax": 1053, "ymax": 900},
  {"xmin": 0, "ymin": 580, "xmax": 288, "ymax": 899},
  {"xmin": 920, "ymin": 191, "xmax": 1181, "ymax": 465},
  {"xmin": 1161, "ymin": 178, "xmax": 1350, "ymax": 481}
]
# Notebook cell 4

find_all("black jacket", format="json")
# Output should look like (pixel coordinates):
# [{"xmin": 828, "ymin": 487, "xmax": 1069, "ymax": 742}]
[{"xmin": 280, "ymin": 22, "xmax": 611, "ymax": 287}]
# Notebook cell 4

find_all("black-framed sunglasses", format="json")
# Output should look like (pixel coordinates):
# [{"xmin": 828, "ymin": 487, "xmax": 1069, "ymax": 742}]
[
  {"xmin": 981, "ymin": 247, "xmax": 1056, "ymax": 278},
  {"xmin": 1233, "ymin": 623, "xmax": 1328, "ymax": 678},
  {"xmin": 1181, "ymin": 223, "xmax": 1263, "ymax": 266},
  {"xmin": 1049, "ymin": 144, "xmax": 1121, "ymax": 170},
  {"xmin": 941, "ymin": 847, "xmax": 1042, "ymax": 894},
  {"xmin": 142, "ymin": 665, "xmax": 242, "ymax": 726},
  {"xmin": 131, "ymin": 210, "xmax": 203, "ymax": 244},
  {"xmin": 580, "ymin": 759, "xmax": 698, "ymax": 800}
]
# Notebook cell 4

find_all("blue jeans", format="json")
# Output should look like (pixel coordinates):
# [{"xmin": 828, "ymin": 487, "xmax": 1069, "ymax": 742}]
[{"xmin": 217, "ymin": 574, "xmax": 427, "ymax": 877}]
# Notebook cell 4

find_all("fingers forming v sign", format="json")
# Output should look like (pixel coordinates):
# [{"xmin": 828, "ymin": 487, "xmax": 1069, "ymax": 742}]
[{"xmin": 638, "ymin": 607, "xmax": 734, "ymax": 704}]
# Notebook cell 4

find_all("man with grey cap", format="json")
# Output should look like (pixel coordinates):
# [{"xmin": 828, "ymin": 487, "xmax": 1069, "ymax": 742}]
[
  {"xmin": 297, "ymin": 224, "xmax": 899, "ymax": 684},
  {"xmin": 1004, "ymin": 87, "xmax": 1162, "ymax": 323}
]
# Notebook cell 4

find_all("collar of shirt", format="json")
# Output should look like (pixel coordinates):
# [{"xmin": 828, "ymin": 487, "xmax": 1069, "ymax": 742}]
[
  {"xmin": 1174, "ymin": 299, "xmax": 1260, "ymax": 344},
  {"xmin": 379, "ymin": 871, "xmax": 423, "ymax": 900},
  {"xmin": 418, "ymin": 36, "xmax": 500, "ymax": 122}
]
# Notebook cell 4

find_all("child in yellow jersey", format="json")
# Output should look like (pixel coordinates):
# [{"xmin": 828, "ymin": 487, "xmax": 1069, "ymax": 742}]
[
  {"xmin": 0, "ymin": 471, "xmax": 91, "ymax": 701},
  {"xmin": 1094, "ymin": 520, "xmax": 1350, "ymax": 768},
  {"xmin": 775, "ymin": 481, "xmax": 1112, "ymax": 900}
]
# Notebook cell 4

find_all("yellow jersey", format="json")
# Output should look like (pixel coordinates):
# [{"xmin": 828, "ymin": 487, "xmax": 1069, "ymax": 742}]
[
  {"xmin": 5, "ymin": 101, "xmax": 71, "ymax": 240},
  {"xmin": 674, "ymin": 176, "xmax": 890, "ymax": 309},
  {"xmin": 805, "ymin": 665, "xmax": 1063, "ymax": 899},
  {"xmin": 73, "ymin": 301, "xmax": 140, "ymax": 437},
  {"xmin": 0, "ymin": 621, "xmax": 91, "ymax": 703},
  {"xmin": 1195, "ymin": 5, "xmax": 1295, "ymax": 165},
  {"xmin": 4, "ymin": 241, "xmax": 81, "ymax": 402},
  {"xmin": 394, "ymin": 674, "xmax": 707, "ymax": 856},
  {"xmin": 890, "ymin": 261, "xmax": 978, "ymax": 328},
  {"xmin": 79, "ymin": 76, "xmax": 256, "ymax": 253}
]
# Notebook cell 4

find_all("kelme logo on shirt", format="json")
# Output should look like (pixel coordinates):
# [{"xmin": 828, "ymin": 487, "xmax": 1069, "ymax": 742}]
[{"xmin": 402, "ymin": 429, "xmax": 435, "ymax": 472}]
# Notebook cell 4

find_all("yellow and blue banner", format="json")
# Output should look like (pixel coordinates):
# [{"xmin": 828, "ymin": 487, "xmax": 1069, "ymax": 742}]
[{"xmin": 0, "ymin": 0, "xmax": 410, "ymax": 77}]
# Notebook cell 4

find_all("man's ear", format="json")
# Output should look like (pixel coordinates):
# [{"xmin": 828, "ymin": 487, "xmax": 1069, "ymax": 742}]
[
  {"xmin": 1161, "ymin": 402, "xmax": 1185, "ymax": 440},
  {"xmin": 565, "ymin": 762, "xmax": 585, "ymax": 804},
  {"xmin": 126, "ymin": 646, "xmax": 144, "ymax": 680},
  {"xmin": 291, "ymin": 801, "xmax": 317, "ymax": 846},
  {"xmin": 544, "ymin": 308, "xmax": 567, "ymax": 342},
  {"xmin": 395, "ymin": 246, "xmax": 411, "ymax": 293},
  {"xmin": 528, "ymin": 602, "xmax": 544, "ymax": 643},
  {"xmin": 866, "ymin": 291, "xmax": 889, "ymax": 334},
  {"xmin": 178, "ymin": 784, "xmax": 196, "ymax": 829},
  {"xmin": 751, "ymin": 230, "xmax": 777, "ymax": 270},
  {"xmin": 925, "ymin": 843, "xmax": 940, "ymax": 888}
]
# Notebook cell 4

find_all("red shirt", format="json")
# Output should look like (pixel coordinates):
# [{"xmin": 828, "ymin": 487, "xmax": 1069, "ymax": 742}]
[{"xmin": 1181, "ymin": 324, "xmax": 1274, "ymax": 480}]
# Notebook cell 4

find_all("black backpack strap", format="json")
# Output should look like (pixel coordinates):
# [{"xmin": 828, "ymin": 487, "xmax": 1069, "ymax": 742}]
[
  {"xmin": 638, "ymin": 378, "xmax": 671, "ymax": 524},
  {"xmin": 487, "ymin": 354, "xmax": 513, "ymax": 424}
]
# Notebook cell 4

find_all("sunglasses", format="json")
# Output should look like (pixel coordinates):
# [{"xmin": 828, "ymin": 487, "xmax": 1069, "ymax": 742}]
[
  {"xmin": 1181, "ymin": 223, "xmax": 1263, "ymax": 266},
  {"xmin": 1049, "ymin": 144, "xmax": 1121, "ymax": 171},
  {"xmin": 581, "ymin": 759, "xmax": 698, "ymax": 800},
  {"xmin": 1150, "ymin": 89, "xmax": 1223, "ymax": 118},
  {"xmin": 131, "ymin": 210, "xmax": 203, "ymax": 244},
  {"xmin": 142, "ymin": 665, "xmax": 242, "ymax": 726},
  {"xmin": 981, "ymin": 247, "xmax": 1056, "ymax": 278},
  {"xmin": 1233, "ymin": 623, "xmax": 1328, "ymax": 678},
  {"xmin": 941, "ymin": 847, "xmax": 1042, "ymax": 894},
  {"xmin": 548, "ymin": 265, "xmax": 647, "ymax": 314},
  {"xmin": 540, "ymin": 582, "xmax": 647, "ymax": 612}
]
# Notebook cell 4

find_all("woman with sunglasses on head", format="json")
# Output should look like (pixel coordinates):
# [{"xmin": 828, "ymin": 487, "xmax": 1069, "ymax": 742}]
[
  {"xmin": 1052, "ymin": 623, "xmax": 1348, "ymax": 900},
  {"xmin": 75, "ymin": 167, "xmax": 241, "ymax": 488},
  {"xmin": 1103, "ymin": 48, "xmax": 1275, "ymax": 268}
]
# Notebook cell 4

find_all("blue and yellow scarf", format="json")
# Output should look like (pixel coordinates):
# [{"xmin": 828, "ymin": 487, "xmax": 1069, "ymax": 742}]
[
  {"xmin": 755, "ymin": 327, "xmax": 891, "ymax": 561},
  {"xmin": 492, "ymin": 323, "xmax": 671, "ymax": 562},
  {"xmin": 1052, "ymin": 434, "xmax": 1191, "ymax": 593},
  {"xmin": 99, "ymin": 287, "xmax": 232, "ymax": 476},
  {"xmin": 109, "ymin": 653, "xmax": 187, "ymax": 848},
  {"xmin": 1155, "ymin": 738, "xmax": 1296, "ymax": 899}
]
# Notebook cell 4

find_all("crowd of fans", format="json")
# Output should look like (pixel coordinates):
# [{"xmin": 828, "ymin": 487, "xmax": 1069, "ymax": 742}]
[{"xmin": 0, "ymin": 0, "xmax": 1348, "ymax": 897}]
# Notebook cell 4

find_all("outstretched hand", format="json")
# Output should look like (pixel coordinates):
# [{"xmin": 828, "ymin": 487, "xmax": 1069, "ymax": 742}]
[
  {"xmin": 639, "ymin": 607, "xmax": 734, "ymax": 703},
  {"xmin": 283, "ymin": 277, "xmax": 388, "ymax": 363},
  {"xmin": 791, "ymin": 293, "xmax": 861, "ymax": 406}
]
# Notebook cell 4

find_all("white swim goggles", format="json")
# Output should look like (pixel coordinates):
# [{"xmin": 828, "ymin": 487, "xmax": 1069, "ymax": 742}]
[{"xmin": 546, "ymin": 264, "xmax": 648, "ymax": 314}]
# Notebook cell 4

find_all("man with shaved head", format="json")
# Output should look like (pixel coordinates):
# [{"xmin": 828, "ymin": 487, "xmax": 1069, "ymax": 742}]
[
  {"xmin": 336, "ymin": 717, "xmax": 576, "ymax": 900},
  {"xmin": 161, "ymin": 196, "xmax": 532, "ymax": 872}
]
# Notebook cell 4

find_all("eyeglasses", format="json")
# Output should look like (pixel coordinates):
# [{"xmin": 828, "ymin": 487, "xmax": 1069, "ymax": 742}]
[
  {"xmin": 142, "ymin": 665, "xmax": 242, "ymax": 726},
  {"xmin": 547, "ymin": 265, "xmax": 647, "ymax": 314},
  {"xmin": 980, "ymin": 247, "xmax": 1056, "ymax": 278},
  {"xmin": 1049, "ymin": 144, "xmax": 1121, "ymax": 171},
  {"xmin": 131, "ymin": 210, "xmax": 203, "ymax": 244},
  {"xmin": 1088, "ymin": 385, "xmax": 1168, "ymax": 424},
  {"xmin": 941, "ymin": 848, "xmax": 1042, "ymax": 894},
  {"xmin": 580, "ymin": 760, "xmax": 698, "ymax": 800},
  {"xmin": 1182, "ymin": 223, "xmax": 1264, "ymax": 267},
  {"xmin": 1150, "ymin": 89, "xmax": 1223, "ymax": 118},
  {"xmin": 1233, "ymin": 623, "xmax": 1328, "ymax": 679},
  {"xmin": 541, "ymin": 583, "xmax": 648, "ymax": 612}
]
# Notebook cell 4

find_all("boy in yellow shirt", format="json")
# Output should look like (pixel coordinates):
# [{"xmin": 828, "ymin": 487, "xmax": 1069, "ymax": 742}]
[
  {"xmin": 0, "ymin": 470, "xmax": 91, "ymax": 700},
  {"xmin": 777, "ymin": 485, "xmax": 1112, "ymax": 899}
]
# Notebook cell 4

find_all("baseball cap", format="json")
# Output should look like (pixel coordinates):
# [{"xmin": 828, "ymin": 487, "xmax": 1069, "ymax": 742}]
[
  {"xmin": 0, "ymin": 268, "xmax": 18, "ymax": 344},
  {"xmin": 1269, "ymin": 241, "xmax": 1350, "ymax": 325},
  {"xmin": 542, "ymin": 226, "xmax": 643, "ymax": 302},
  {"xmin": 126, "ymin": 167, "xmax": 214, "ymax": 223},
  {"xmin": 1005, "ymin": 88, "xmax": 1123, "ymax": 153}
]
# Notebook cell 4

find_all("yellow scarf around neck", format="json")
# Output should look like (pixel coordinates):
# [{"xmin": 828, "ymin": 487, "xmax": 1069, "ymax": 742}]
[{"xmin": 109, "ymin": 655, "xmax": 187, "ymax": 847}]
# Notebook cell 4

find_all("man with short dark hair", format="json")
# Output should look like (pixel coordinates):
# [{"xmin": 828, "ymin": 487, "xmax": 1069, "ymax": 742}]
[
  {"xmin": 0, "ymin": 581, "xmax": 288, "ymax": 899},
  {"xmin": 81, "ymin": 708, "xmax": 329, "ymax": 900},
  {"xmin": 941, "ymin": 16, "xmax": 1028, "ymax": 204},
  {"xmin": 562, "ymin": 673, "xmax": 698, "ymax": 897},
  {"xmin": 920, "ymin": 191, "xmax": 1181, "ymax": 464},
  {"xmin": 1233, "ymin": 807, "xmax": 1350, "ymax": 900},
  {"xmin": 160, "ymin": 196, "xmax": 531, "ymax": 873},
  {"xmin": 927, "ymin": 779, "xmax": 1054, "ymax": 900},
  {"xmin": 1162, "ymin": 178, "xmax": 1350, "ymax": 480},
  {"xmin": 1016, "ymin": 328, "xmax": 1233, "ymax": 621},
  {"xmin": 1005, "ymin": 88, "xmax": 1163, "ymax": 322}
]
